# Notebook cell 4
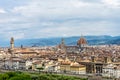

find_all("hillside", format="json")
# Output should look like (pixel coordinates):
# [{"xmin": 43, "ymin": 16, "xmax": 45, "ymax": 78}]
[{"xmin": 0, "ymin": 35, "xmax": 120, "ymax": 47}]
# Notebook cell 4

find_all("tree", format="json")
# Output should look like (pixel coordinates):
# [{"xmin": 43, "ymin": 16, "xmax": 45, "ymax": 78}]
[
  {"xmin": 36, "ymin": 67, "xmax": 44, "ymax": 74},
  {"xmin": 0, "ymin": 74, "xmax": 9, "ymax": 80}
]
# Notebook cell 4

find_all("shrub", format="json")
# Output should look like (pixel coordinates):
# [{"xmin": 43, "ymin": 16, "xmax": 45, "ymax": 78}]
[{"xmin": 0, "ymin": 74, "xmax": 9, "ymax": 80}]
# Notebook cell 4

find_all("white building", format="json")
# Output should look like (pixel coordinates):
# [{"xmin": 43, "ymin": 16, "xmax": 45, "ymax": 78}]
[{"xmin": 102, "ymin": 64, "xmax": 120, "ymax": 79}]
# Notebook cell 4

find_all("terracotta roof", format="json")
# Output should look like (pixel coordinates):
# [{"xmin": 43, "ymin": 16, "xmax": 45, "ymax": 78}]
[
  {"xmin": 81, "ymin": 59, "xmax": 91, "ymax": 62},
  {"xmin": 70, "ymin": 62, "xmax": 85, "ymax": 67},
  {"xmin": 33, "ymin": 61, "xmax": 42, "ymax": 65},
  {"xmin": 61, "ymin": 61, "xmax": 71, "ymax": 65},
  {"xmin": 77, "ymin": 37, "xmax": 87, "ymax": 45}
]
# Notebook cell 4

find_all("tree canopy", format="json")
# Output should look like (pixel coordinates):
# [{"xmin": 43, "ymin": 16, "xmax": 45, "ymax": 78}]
[{"xmin": 0, "ymin": 71, "xmax": 87, "ymax": 80}]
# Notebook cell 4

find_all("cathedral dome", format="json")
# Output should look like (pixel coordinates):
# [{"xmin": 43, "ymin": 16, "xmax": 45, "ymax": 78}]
[{"xmin": 77, "ymin": 36, "xmax": 87, "ymax": 45}]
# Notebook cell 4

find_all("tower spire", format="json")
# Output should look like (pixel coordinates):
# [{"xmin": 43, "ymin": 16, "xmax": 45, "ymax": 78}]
[
  {"xmin": 60, "ymin": 38, "xmax": 66, "ymax": 54},
  {"xmin": 61, "ymin": 38, "xmax": 65, "ymax": 45},
  {"xmin": 10, "ymin": 37, "xmax": 14, "ymax": 49}
]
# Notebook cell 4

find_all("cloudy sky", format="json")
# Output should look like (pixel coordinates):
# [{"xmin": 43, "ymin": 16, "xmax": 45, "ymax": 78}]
[{"xmin": 0, "ymin": 0, "xmax": 120, "ymax": 40}]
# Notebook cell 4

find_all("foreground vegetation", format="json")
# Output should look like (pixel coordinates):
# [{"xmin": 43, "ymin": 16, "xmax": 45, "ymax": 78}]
[{"xmin": 0, "ymin": 71, "xmax": 87, "ymax": 80}]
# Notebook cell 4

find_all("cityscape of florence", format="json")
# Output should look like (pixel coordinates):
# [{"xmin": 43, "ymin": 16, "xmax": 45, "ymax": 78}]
[{"xmin": 0, "ymin": 0, "xmax": 120, "ymax": 80}]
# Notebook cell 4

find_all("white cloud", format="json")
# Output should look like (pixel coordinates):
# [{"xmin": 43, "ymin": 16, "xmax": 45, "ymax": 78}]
[
  {"xmin": 23, "ymin": 20, "xmax": 119, "ymax": 38},
  {"xmin": 6, "ymin": 31, "xmax": 25, "ymax": 40},
  {"xmin": 12, "ymin": 0, "xmax": 104, "ymax": 18},
  {"xmin": 0, "ymin": 0, "xmax": 119, "ymax": 40},
  {"xmin": 11, "ymin": 0, "xmax": 120, "ymax": 20},
  {"xmin": 0, "ymin": 8, "xmax": 6, "ymax": 13},
  {"xmin": 102, "ymin": 0, "xmax": 120, "ymax": 8}
]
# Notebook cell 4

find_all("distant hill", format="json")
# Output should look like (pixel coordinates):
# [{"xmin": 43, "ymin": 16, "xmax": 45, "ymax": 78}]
[{"xmin": 0, "ymin": 35, "xmax": 120, "ymax": 47}]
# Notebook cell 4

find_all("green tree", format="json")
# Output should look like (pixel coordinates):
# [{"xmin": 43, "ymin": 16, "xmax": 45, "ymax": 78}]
[
  {"xmin": 5, "ymin": 72, "xmax": 17, "ymax": 78},
  {"xmin": 36, "ymin": 67, "xmax": 44, "ymax": 74},
  {"xmin": 9, "ymin": 73, "xmax": 31, "ymax": 80},
  {"xmin": 0, "ymin": 74, "xmax": 9, "ymax": 80},
  {"xmin": 38, "ymin": 74, "xmax": 50, "ymax": 80}
]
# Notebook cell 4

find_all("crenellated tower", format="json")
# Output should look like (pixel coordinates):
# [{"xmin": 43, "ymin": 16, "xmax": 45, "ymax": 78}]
[{"xmin": 10, "ymin": 37, "xmax": 14, "ymax": 50}]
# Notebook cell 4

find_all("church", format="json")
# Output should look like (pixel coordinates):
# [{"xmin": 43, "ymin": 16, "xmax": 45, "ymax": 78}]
[{"xmin": 58, "ymin": 36, "xmax": 88, "ymax": 54}]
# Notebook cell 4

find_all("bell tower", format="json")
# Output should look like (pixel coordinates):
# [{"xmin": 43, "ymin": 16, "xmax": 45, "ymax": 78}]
[
  {"xmin": 10, "ymin": 37, "xmax": 14, "ymax": 50},
  {"xmin": 60, "ymin": 38, "xmax": 66, "ymax": 54},
  {"xmin": 61, "ymin": 38, "xmax": 65, "ymax": 46}
]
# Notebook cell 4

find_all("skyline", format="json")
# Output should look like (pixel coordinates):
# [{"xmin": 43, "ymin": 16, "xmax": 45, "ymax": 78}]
[{"xmin": 0, "ymin": 0, "xmax": 120, "ymax": 40}]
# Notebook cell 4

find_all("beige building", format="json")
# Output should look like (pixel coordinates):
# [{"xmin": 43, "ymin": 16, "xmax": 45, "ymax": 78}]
[{"xmin": 60, "ymin": 58, "xmax": 86, "ymax": 74}]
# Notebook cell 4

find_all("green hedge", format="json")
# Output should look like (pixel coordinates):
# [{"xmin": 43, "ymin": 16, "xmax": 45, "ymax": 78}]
[{"xmin": 0, "ymin": 72, "xmax": 87, "ymax": 80}]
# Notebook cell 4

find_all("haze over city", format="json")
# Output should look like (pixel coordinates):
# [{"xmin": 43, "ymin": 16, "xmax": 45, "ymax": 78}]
[{"xmin": 0, "ymin": 0, "xmax": 120, "ymax": 41}]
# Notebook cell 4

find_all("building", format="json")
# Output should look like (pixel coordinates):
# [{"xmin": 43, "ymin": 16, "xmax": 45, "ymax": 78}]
[
  {"xmin": 60, "ymin": 57, "xmax": 86, "ymax": 74},
  {"xmin": 3, "ymin": 57, "xmax": 26, "ymax": 70},
  {"xmin": 58, "ymin": 36, "xmax": 88, "ymax": 53},
  {"xmin": 10, "ymin": 37, "xmax": 14, "ymax": 50},
  {"xmin": 103, "ymin": 64, "xmax": 120, "ymax": 79}
]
